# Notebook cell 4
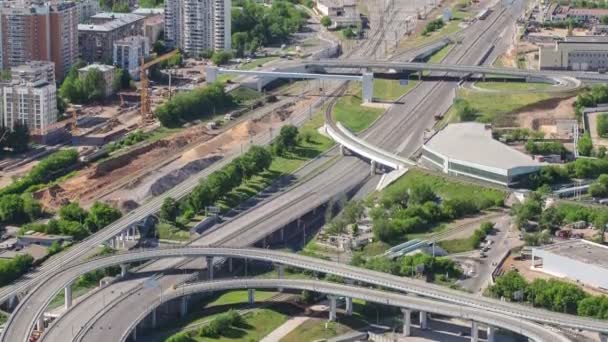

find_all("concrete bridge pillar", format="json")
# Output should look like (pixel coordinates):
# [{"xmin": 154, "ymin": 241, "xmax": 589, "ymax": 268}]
[
  {"xmin": 257, "ymin": 78, "xmax": 264, "ymax": 92},
  {"xmin": 120, "ymin": 264, "xmax": 128, "ymax": 278},
  {"xmin": 339, "ymin": 144, "xmax": 346, "ymax": 156},
  {"xmin": 280, "ymin": 227, "xmax": 285, "ymax": 242},
  {"xmin": 248, "ymin": 289, "xmax": 255, "ymax": 305},
  {"xmin": 180, "ymin": 296, "xmax": 188, "ymax": 317},
  {"xmin": 207, "ymin": 66, "xmax": 218, "ymax": 83},
  {"xmin": 362, "ymin": 72, "xmax": 374, "ymax": 103},
  {"xmin": 8, "ymin": 295, "xmax": 16, "ymax": 310},
  {"xmin": 418, "ymin": 71, "xmax": 423, "ymax": 80},
  {"xmin": 65, "ymin": 284, "xmax": 72, "ymax": 310},
  {"xmin": 109, "ymin": 236, "xmax": 115, "ymax": 249},
  {"xmin": 471, "ymin": 321, "xmax": 479, "ymax": 342},
  {"xmin": 328, "ymin": 295, "xmax": 337, "ymax": 321},
  {"xmin": 419, "ymin": 310, "xmax": 428, "ymax": 329},
  {"xmin": 345, "ymin": 297, "xmax": 353, "ymax": 316},
  {"xmin": 600, "ymin": 333, "xmax": 608, "ymax": 342},
  {"xmin": 228, "ymin": 257, "xmax": 233, "ymax": 273},
  {"xmin": 482, "ymin": 73, "xmax": 486, "ymax": 82},
  {"xmin": 486, "ymin": 326, "xmax": 495, "ymax": 342},
  {"xmin": 150, "ymin": 308, "xmax": 157, "ymax": 329},
  {"xmin": 132, "ymin": 326, "xmax": 137, "ymax": 341},
  {"xmin": 120, "ymin": 231, "xmax": 126, "ymax": 248},
  {"xmin": 370, "ymin": 160, "xmax": 377, "ymax": 176},
  {"xmin": 401, "ymin": 308, "xmax": 411, "ymax": 336},
  {"xmin": 206, "ymin": 256, "xmax": 214, "ymax": 280},
  {"xmin": 277, "ymin": 264, "xmax": 285, "ymax": 292}
]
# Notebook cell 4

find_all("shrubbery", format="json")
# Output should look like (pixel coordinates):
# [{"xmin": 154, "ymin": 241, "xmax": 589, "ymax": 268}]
[
  {"xmin": 422, "ymin": 19, "xmax": 445, "ymax": 35},
  {"xmin": 352, "ymin": 253, "xmax": 461, "ymax": 282},
  {"xmin": 154, "ymin": 83, "xmax": 235, "ymax": 127},
  {"xmin": 0, "ymin": 255, "xmax": 33, "ymax": 287},
  {"xmin": 106, "ymin": 130, "xmax": 150, "ymax": 153},
  {"xmin": 489, "ymin": 271, "xmax": 608, "ymax": 318},
  {"xmin": 524, "ymin": 140, "xmax": 567, "ymax": 157}
]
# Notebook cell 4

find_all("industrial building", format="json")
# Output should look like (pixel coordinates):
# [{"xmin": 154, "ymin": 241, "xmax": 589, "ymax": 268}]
[
  {"xmin": 540, "ymin": 36, "xmax": 608, "ymax": 71},
  {"xmin": 532, "ymin": 239, "xmax": 608, "ymax": 290},
  {"xmin": 78, "ymin": 64, "xmax": 116, "ymax": 97},
  {"xmin": 1, "ymin": 61, "xmax": 57, "ymax": 134},
  {"xmin": 113, "ymin": 36, "xmax": 150, "ymax": 80},
  {"xmin": 164, "ymin": 0, "xmax": 231, "ymax": 55},
  {"xmin": 0, "ymin": 2, "xmax": 79, "ymax": 80},
  {"xmin": 78, "ymin": 12, "xmax": 145, "ymax": 63},
  {"xmin": 421, "ymin": 123, "xmax": 542, "ymax": 187},
  {"xmin": 315, "ymin": 0, "xmax": 361, "ymax": 28}
]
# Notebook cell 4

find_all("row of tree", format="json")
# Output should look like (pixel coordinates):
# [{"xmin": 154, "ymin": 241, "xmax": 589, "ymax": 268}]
[
  {"xmin": 352, "ymin": 253, "xmax": 462, "ymax": 283},
  {"xmin": 21, "ymin": 202, "xmax": 122, "ymax": 240},
  {"xmin": 154, "ymin": 83, "xmax": 235, "ymax": 127},
  {"xmin": 0, "ymin": 149, "xmax": 79, "ymax": 197},
  {"xmin": 0, "ymin": 194, "xmax": 42, "ymax": 225},
  {"xmin": 524, "ymin": 140, "xmax": 567, "ymax": 157},
  {"xmin": 0, "ymin": 255, "xmax": 34, "ymax": 287},
  {"xmin": 531, "ymin": 157, "xmax": 608, "ymax": 187},
  {"xmin": 489, "ymin": 271, "xmax": 608, "ymax": 318},
  {"xmin": 59, "ymin": 61, "xmax": 131, "ymax": 104}
]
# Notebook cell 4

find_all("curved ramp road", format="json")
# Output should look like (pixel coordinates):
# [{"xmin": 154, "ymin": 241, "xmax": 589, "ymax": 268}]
[
  {"xmin": 3, "ymin": 247, "xmax": 608, "ymax": 342},
  {"xmin": 121, "ymin": 279, "xmax": 571, "ymax": 342}
]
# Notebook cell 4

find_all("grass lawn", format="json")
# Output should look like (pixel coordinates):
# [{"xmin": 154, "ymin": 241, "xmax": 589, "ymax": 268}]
[
  {"xmin": 334, "ymin": 83, "xmax": 384, "ymax": 133},
  {"xmin": 209, "ymin": 290, "xmax": 277, "ymax": 307},
  {"xmin": 438, "ymin": 237, "xmax": 476, "ymax": 253},
  {"xmin": 382, "ymin": 168, "xmax": 505, "ymax": 208},
  {"xmin": 373, "ymin": 79, "xmax": 419, "ymax": 102},
  {"xmin": 280, "ymin": 317, "xmax": 362, "ymax": 342},
  {"xmin": 475, "ymin": 81, "xmax": 555, "ymax": 92},
  {"xmin": 445, "ymin": 88, "xmax": 555, "ymax": 125},
  {"xmin": 157, "ymin": 222, "xmax": 190, "ymax": 241},
  {"xmin": 230, "ymin": 87, "xmax": 264, "ymax": 104},
  {"xmin": 428, "ymin": 44, "xmax": 453, "ymax": 64},
  {"xmin": 361, "ymin": 241, "xmax": 391, "ymax": 257},
  {"xmin": 238, "ymin": 56, "xmax": 279, "ymax": 71},
  {"xmin": 195, "ymin": 308, "xmax": 288, "ymax": 342},
  {"xmin": 400, "ymin": 8, "xmax": 472, "ymax": 49}
]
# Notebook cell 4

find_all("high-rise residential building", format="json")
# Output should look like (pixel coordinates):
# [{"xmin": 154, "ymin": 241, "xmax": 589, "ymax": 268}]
[
  {"xmin": 1, "ymin": 61, "xmax": 57, "ymax": 133},
  {"xmin": 76, "ymin": 0, "xmax": 101, "ymax": 23},
  {"xmin": 0, "ymin": 2, "xmax": 78, "ymax": 80},
  {"xmin": 164, "ymin": 0, "xmax": 230, "ymax": 56},
  {"xmin": 113, "ymin": 35, "xmax": 150, "ymax": 80}
]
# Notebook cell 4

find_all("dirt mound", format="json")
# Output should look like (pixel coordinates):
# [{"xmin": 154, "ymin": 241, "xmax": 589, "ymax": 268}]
[
  {"xmin": 34, "ymin": 185, "xmax": 70, "ymax": 210},
  {"xmin": 515, "ymin": 96, "xmax": 577, "ymax": 129},
  {"xmin": 147, "ymin": 155, "xmax": 222, "ymax": 197},
  {"xmin": 119, "ymin": 199, "xmax": 140, "ymax": 212}
]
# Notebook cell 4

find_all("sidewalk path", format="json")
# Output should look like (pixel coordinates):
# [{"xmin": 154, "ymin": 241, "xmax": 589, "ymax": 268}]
[{"xmin": 259, "ymin": 316, "xmax": 310, "ymax": 342}]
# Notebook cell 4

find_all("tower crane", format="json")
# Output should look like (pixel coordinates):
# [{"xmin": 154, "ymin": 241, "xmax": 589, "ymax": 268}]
[{"xmin": 140, "ymin": 49, "xmax": 179, "ymax": 120}]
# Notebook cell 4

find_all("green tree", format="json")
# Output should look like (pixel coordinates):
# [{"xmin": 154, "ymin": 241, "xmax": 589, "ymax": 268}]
[
  {"xmin": 59, "ymin": 202, "xmax": 88, "ymax": 223},
  {"xmin": 0, "ymin": 195, "xmax": 26, "ymax": 223},
  {"xmin": 82, "ymin": 68, "xmax": 107, "ymax": 102},
  {"xmin": 211, "ymin": 51, "xmax": 233, "ymax": 66},
  {"xmin": 590, "ymin": 174, "xmax": 608, "ymax": 198},
  {"xmin": 408, "ymin": 184, "xmax": 436, "ymax": 205},
  {"xmin": 320, "ymin": 16, "xmax": 332, "ymax": 27},
  {"xmin": 232, "ymin": 32, "xmax": 249, "ymax": 57},
  {"xmin": 160, "ymin": 197, "xmax": 180, "ymax": 223},
  {"xmin": 488, "ymin": 270, "xmax": 527, "ymax": 301},
  {"xmin": 579, "ymin": 133, "xmax": 594, "ymax": 157},
  {"xmin": 85, "ymin": 202, "xmax": 122, "ymax": 233},
  {"xmin": 454, "ymin": 99, "xmax": 478, "ymax": 121},
  {"xmin": 22, "ymin": 195, "xmax": 42, "ymax": 221},
  {"xmin": 112, "ymin": 68, "xmax": 132, "ymax": 92}
]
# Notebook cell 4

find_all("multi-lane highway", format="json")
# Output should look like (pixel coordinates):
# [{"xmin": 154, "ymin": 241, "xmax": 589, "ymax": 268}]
[
  {"xmin": 2, "ymin": 1, "xmax": 599, "ymax": 341},
  {"xmin": 7, "ymin": 246, "xmax": 608, "ymax": 342}
]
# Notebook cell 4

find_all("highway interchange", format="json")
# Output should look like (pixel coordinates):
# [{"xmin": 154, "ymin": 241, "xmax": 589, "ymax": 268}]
[{"xmin": 1, "ymin": 0, "xmax": 606, "ymax": 341}]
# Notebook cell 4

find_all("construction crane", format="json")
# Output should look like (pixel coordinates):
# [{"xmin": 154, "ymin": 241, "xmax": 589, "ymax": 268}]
[{"xmin": 140, "ymin": 49, "xmax": 179, "ymax": 120}]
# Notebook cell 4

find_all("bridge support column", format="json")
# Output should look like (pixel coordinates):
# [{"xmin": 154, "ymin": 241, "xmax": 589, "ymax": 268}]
[
  {"xmin": 345, "ymin": 297, "xmax": 353, "ymax": 316},
  {"xmin": 180, "ymin": 296, "xmax": 188, "ymax": 317},
  {"xmin": 486, "ymin": 326, "xmax": 495, "ymax": 342},
  {"xmin": 328, "ymin": 295, "xmax": 337, "ymax": 321},
  {"xmin": 206, "ymin": 66, "xmax": 218, "ymax": 83},
  {"xmin": 109, "ymin": 236, "xmax": 115, "ymax": 249},
  {"xmin": 280, "ymin": 227, "xmax": 285, "ymax": 242},
  {"xmin": 418, "ymin": 71, "xmax": 423, "ymax": 81},
  {"xmin": 257, "ymin": 78, "xmax": 264, "ymax": 92},
  {"xmin": 482, "ymin": 73, "xmax": 486, "ymax": 82},
  {"xmin": 471, "ymin": 321, "xmax": 479, "ymax": 342},
  {"xmin": 401, "ymin": 308, "xmax": 411, "ymax": 336},
  {"xmin": 132, "ymin": 326, "xmax": 137, "ymax": 341},
  {"xmin": 120, "ymin": 231, "xmax": 126, "ymax": 248},
  {"xmin": 419, "ymin": 310, "xmax": 428, "ymax": 329},
  {"xmin": 150, "ymin": 308, "xmax": 157, "ymax": 329},
  {"xmin": 362, "ymin": 72, "xmax": 374, "ymax": 103},
  {"xmin": 65, "ymin": 284, "xmax": 72, "ymax": 309},
  {"xmin": 228, "ymin": 258, "xmax": 233, "ymax": 273},
  {"xmin": 370, "ymin": 160, "xmax": 376, "ymax": 175},
  {"xmin": 8, "ymin": 295, "xmax": 16, "ymax": 310},
  {"xmin": 206, "ymin": 256, "xmax": 214, "ymax": 280},
  {"xmin": 277, "ymin": 264, "xmax": 285, "ymax": 292},
  {"xmin": 120, "ymin": 264, "xmax": 128, "ymax": 277},
  {"xmin": 600, "ymin": 333, "xmax": 608, "ymax": 342},
  {"xmin": 36, "ymin": 316, "xmax": 45, "ymax": 332},
  {"xmin": 248, "ymin": 289, "xmax": 255, "ymax": 305}
]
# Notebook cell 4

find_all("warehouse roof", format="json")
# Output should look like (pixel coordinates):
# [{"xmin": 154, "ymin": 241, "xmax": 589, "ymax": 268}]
[
  {"xmin": 424, "ymin": 122, "xmax": 541, "ymax": 171},
  {"xmin": 538, "ymin": 239, "xmax": 608, "ymax": 270}
]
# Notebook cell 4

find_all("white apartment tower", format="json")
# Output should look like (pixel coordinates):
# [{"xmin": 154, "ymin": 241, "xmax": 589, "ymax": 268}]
[
  {"xmin": 164, "ymin": 0, "xmax": 231, "ymax": 55},
  {"xmin": 2, "ymin": 61, "xmax": 57, "ymax": 133}
]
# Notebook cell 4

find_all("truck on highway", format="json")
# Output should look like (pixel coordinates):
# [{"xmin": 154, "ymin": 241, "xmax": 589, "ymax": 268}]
[{"xmin": 477, "ymin": 9, "xmax": 492, "ymax": 20}]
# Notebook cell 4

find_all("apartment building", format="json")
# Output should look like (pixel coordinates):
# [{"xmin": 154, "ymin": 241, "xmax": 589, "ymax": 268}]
[
  {"xmin": 164, "ymin": 0, "xmax": 230, "ymax": 56},
  {"xmin": 78, "ymin": 12, "xmax": 144, "ymax": 63},
  {"xmin": 1, "ymin": 61, "xmax": 57, "ymax": 133},
  {"xmin": 76, "ymin": 0, "xmax": 101, "ymax": 23},
  {"xmin": 113, "ymin": 36, "xmax": 150, "ymax": 80},
  {"xmin": 0, "ymin": 2, "xmax": 79, "ymax": 80},
  {"xmin": 78, "ymin": 64, "xmax": 116, "ymax": 97}
]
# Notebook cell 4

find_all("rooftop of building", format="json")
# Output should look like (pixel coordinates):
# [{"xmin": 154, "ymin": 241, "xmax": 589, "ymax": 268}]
[
  {"xmin": 12, "ymin": 61, "xmax": 54, "ymax": 73},
  {"xmin": 78, "ymin": 63, "xmax": 116, "ymax": 73},
  {"xmin": 567, "ymin": 7, "xmax": 608, "ymax": 16},
  {"xmin": 78, "ymin": 12, "xmax": 144, "ymax": 32},
  {"xmin": 537, "ymin": 239, "xmax": 608, "ymax": 270},
  {"xmin": 115, "ymin": 35, "xmax": 148, "ymax": 44},
  {"xmin": 423, "ymin": 122, "xmax": 542, "ymax": 171},
  {"xmin": 563, "ymin": 35, "xmax": 608, "ymax": 44},
  {"xmin": 0, "ymin": 244, "xmax": 49, "ymax": 261},
  {"xmin": 133, "ymin": 7, "xmax": 164, "ymax": 16},
  {"xmin": 318, "ymin": 0, "xmax": 357, "ymax": 8}
]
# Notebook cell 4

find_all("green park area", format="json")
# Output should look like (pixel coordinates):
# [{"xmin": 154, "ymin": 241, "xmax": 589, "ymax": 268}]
[
  {"xmin": 475, "ymin": 81, "xmax": 555, "ymax": 92},
  {"xmin": 400, "ymin": 8, "xmax": 472, "ymax": 49}
]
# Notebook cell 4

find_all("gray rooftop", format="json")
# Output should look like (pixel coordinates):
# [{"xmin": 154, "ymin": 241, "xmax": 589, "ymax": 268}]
[
  {"xmin": 539, "ymin": 239, "xmax": 608, "ymax": 270},
  {"xmin": 78, "ymin": 12, "xmax": 144, "ymax": 32},
  {"xmin": 424, "ymin": 122, "xmax": 542, "ymax": 171}
]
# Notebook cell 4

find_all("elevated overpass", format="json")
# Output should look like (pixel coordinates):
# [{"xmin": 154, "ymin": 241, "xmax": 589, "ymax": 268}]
[
  {"xmin": 121, "ymin": 279, "xmax": 571, "ymax": 342},
  {"xmin": 4, "ymin": 246, "xmax": 608, "ymax": 342}
]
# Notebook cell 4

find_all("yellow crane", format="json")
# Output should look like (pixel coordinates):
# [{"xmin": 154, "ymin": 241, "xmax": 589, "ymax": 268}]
[{"xmin": 140, "ymin": 49, "xmax": 179, "ymax": 120}]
